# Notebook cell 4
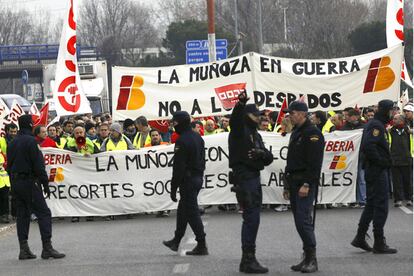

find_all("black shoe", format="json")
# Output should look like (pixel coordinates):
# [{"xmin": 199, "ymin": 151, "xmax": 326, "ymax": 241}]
[
  {"xmin": 239, "ymin": 247, "xmax": 268, "ymax": 274},
  {"xmin": 373, "ymin": 234, "xmax": 397, "ymax": 254},
  {"xmin": 351, "ymin": 233, "xmax": 372, "ymax": 252},
  {"xmin": 41, "ymin": 240, "xmax": 65, "ymax": 259},
  {"xmin": 18, "ymin": 240, "xmax": 36, "ymax": 260},
  {"xmin": 163, "ymin": 238, "xmax": 180, "ymax": 252},
  {"xmin": 300, "ymin": 248, "xmax": 318, "ymax": 273},
  {"xmin": 186, "ymin": 241, "xmax": 209, "ymax": 256},
  {"xmin": 290, "ymin": 253, "xmax": 305, "ymax": 271}
]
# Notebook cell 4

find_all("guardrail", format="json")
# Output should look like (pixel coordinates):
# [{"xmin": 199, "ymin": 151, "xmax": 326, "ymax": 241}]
[{"xmin": 0, "ymin": 44, "xmax": 98, "ymax": 64}]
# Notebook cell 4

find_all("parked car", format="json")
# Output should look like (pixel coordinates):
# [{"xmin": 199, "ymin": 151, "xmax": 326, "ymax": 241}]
[{"xmin": 0, "ymin": 94, "xmax": 31, "ymax": 113}]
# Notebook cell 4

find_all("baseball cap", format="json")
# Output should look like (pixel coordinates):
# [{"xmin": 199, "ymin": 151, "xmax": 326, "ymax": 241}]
[{"xmin": 283, "ymin": 101, "xmax": 308, "ymax": 113}]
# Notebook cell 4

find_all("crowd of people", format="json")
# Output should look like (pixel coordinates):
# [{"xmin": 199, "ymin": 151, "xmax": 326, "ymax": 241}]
[{"xmin": 0, "ymin": 102, "xmax": 412, "ymax": 223}]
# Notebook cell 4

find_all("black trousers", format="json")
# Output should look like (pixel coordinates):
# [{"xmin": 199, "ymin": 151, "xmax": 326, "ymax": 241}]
[
  {"xmin": 12, "ymin": 179, "xmax": 52, "ymax": 242},
  {"xmin": 289, "ymin": 180, "xmax": 316, "ymax": 250},
  {"xmin": 358, "ymin": 167, "xmax": 389, "ymax": 236},
  {"xmin": 175, "ymin": 175, "xmax": 206, "ymax": 242},
  {"xmin": 391, "ymin": 166, "xmax": 412, "ymax": 201},
  {"xmin": 0, "ymin": 186, "xmax": 9, "ymax": 216}
]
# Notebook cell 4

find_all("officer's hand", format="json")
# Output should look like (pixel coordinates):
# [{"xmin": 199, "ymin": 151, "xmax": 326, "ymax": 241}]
[
  {"xmin": 170, "ymin": 191, "xmax": 178, "ymax": 202},
  {"xmin": 238, "ymin": 91, "xmax": 249, "ymax": 104},
  {"xmin": 42, "ymin": 184, "xmax": 51, "ymax": 199},
  {"xmin": 298, "ymin": 185, "xmax": 309, "ymax": 198},
  {"xmin": 283, "ymin": 190, "xmax": 290, "ymax": 201},
  {"xmin": 248, "ymin": 149, "xmax": 265, "ymax": 160}
]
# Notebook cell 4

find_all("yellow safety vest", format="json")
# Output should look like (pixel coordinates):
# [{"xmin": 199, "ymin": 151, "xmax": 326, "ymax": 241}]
[
  {"xmin": 133, "ymin": 132, "xmax": 151, "ymax": 149},
  {"xmin": 56, "ymin": 137, "xmax": 67, "ymax": 149},
  {"xmin": 322, "ymin": 119, "xmax": 335, "ymax": 134},
  {"xmin": 66, "ymin": 137, "xmax": 96, "ymax": 155},
  {"xmin": 105, "ymin": 137, "xmax": 128, "ymax": 151},
  {"xmin": 273, "ymin": 124, "xmax": 282, "ymax": 133},
  {"xmin": 387, "ymin": 131, "xmax": 413, "ymax": 157},
  {"xmin": 0, "ymin": 154, "xmax": 10, "ymax": 189},
  {"xmin": 0, "ymin": 137, "xmax": 7, "ymax": 155}
]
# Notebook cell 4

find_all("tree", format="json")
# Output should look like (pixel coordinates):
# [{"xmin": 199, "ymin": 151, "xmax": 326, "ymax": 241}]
[
  {"xmin": 163, "ymin": 19, "xmax": 235, "ymax": 65},
  {"xmin": 349, "ymin": 21, "xmax": 387, "ymax": 55}
]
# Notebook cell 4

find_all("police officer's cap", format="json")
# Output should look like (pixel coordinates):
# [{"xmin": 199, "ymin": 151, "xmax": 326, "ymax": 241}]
[
  {"xmin": 245, "ymin": 104, "xmax": 261, "ymax": 116},
  {"xmin": 172, "ymin": 111, "xmax": 190, "ymax": 122},
  {"xmin": 378, "ymin": 99, "xmax": 394, "ymax": 112},
  {"xmin": 283, "ymin": 101, "xmax": 308, "ymax": 113}
]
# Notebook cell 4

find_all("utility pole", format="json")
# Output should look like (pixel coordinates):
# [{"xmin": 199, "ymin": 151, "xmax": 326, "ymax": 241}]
[
  {"xmin": 258, "ymin": 0, "xmax": 263, "ymax": 54},
  {"xmin": 234, "ymin": 0, "xmax": 241, "ymax": 56},
  {"xmin": 282, "ymin": 7, "xmax": 288, "ymax": 42},
  {"xmin": 207, "ymin": 0, "xmax": 216, "ymax": 62}
]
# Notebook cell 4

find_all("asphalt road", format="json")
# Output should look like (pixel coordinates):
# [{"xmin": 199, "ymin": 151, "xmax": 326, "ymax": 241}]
[{"xmin": 0, "ymin": 205, "xmax": 412, "ymax": 276}]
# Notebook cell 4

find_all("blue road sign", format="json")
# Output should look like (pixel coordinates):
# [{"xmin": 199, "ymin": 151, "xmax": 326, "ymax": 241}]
[
  {"xmin": 185, "ymin": 39, "xmax": 228, "ymax": 50},
  {"xmin": 186, "ymin": 48, "xmax": 227, "ymax": 64},
  {"xmin": 21, "ymin": 70, "xmax": 28, "ymax": 85}
]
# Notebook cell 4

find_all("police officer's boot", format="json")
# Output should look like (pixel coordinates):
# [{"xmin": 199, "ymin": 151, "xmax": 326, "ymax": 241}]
[
  {"xmin": 351, "ymin": 230, "xmax": 372, "ymax": 252},
  {"xmin": 18, "ymin": 240, "xmax": 37, "ymax": 260},
  {"xmin": 290, "ymin": 252, "xmax": 305, "ymax": 271},
  {"xmin": 41, "ymin": 240, "xmax": 66, "ymax": 259},
  {"xmin": 373, "ymin": 233, "xmax": 397, "ymax": 254},
  {"xmin": 163, "ymin": 236, "xmax": 181, "ymax": 252},
  {"xmin": 186, "ymin": 240, "xmax": 209, "ymax": 256},
  {"xmin": 300, "ymin": 248, "xmax": 318, "ymax": 273},
  {"xmin": 239, "ymin": 247, "xmax": 268, "ymax": 274}
]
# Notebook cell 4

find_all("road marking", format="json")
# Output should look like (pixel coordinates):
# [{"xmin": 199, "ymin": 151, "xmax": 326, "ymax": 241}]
[
  {"xmin": 173, "ymin": 263, "xmax": 190, "ymax": 274},
  {"xmin": 0, "ymin": 223, "xmax": 16, "ymax": 236},
  {"xmin": 399, "ymin": 206, "xmax": 413, "ymax": 214}
]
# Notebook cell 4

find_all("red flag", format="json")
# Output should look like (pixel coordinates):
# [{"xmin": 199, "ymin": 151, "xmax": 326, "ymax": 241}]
[
  {"xmin": 33, "ymin": 102, "xmax": 49, "ymax": 127},
  {"xmin": 148, "ymin": 120, "xmax": 169, "ymax": 133},
  {"xmin": 276, "ymin": 97, "xmax": 288, "ymax": 125}
]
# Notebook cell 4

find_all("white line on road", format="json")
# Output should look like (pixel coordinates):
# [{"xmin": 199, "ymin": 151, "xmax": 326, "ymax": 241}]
[
  {"xmin": 173, "ymin": 263, "xmax": 190, "ymax": 274},
  {"xmin": 399, "ymin": 206, "xmax": 413, "ymax": 214}
]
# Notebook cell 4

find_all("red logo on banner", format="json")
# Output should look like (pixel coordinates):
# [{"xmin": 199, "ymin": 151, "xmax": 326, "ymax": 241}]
[
  {"xmin": 56, "ymin": 0, "xmax": 81, "ymax": 112},
  {"xmin": 363, "ymin": 57, "xmax": 395, "ymax": 93},
  {"xmin": 214, "ymin": 83, "xmax": 246, "ymax": 110},
  {"xmin": 116, "ymin": 75, "xmax": 146, "ymax": 110}
]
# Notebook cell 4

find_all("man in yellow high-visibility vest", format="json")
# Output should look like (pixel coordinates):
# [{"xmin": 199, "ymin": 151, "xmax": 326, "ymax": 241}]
[
  {"xmin": 133, "ymin": 116, "xmax": 151, "ymax": 149},
  {"xmin": 0, "ymin": 153, "xmax": 10, "ymax": 223}
]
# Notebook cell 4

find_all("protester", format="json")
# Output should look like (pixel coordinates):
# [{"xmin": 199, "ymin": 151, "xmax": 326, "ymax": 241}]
[
  {"xmin": 204, "ymin": 119, "xmax": 221, "ymax": 135},
  {"xmin": 85, "ymin": 122, "xmax": 97, "ymax": 141},
  {"xmin": 94, "ymin": 122, "xmax": 110, "ymax": 149},
  {"xmin": 403, "ymin": 103, "xmax": 413, "ymax": 132},
  {"xmin": 34, "ymin": 126, "xmax": 57, "ymax": 148},
  {"xmin": 0, "ymin": 152, "xmax": 10, "ymax": 224},
  {"xmin": 144, "ymin": 129, "xmax": 169, "ymax": 147},
  {"xmin": 123, "ymin": 118, "xmax": 137, "ymax": 142},
  {"xmin": 100, "ymin": 123, "xmax": 134, "ymax": 151},
  {"xmin": 259, "ymin": 118, "xmax": 270, "ymax": 131},
  {"xmin": 219, "ymin": 116, "xmax": 231, "ymax": 132},
  {"xmin": 330, "ymin": 113, "xmax": 343, "ymax": 131},
  {"xmin": 191, "ymin": 121, "xmax": 203, "ymax": 135},
  {"xmin": 0, "ymin": 123, "xmax": 18, "ymax": 154},
  {"xmin": 310, "ymin": 111, "xmax": 327, "ymax": 132},
  {"xmin": 388, "ymin": 114, "xmax": 413, "ymax": 207},
  {"xmin": 47, "ymin": 124, "xmax": 65, "ymax": 149},
  {"xmin": 133, "ymin": 116, "xmax": 151, "ymax": 149},
  {"xmin": 62, "ymin": 120, "xmax": 75, "ymax": 138}
]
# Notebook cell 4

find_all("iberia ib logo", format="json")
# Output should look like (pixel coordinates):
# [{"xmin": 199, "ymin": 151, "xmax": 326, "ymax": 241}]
[
  {"xmin": 363, "ymin": 56, "xmax": 395, "ymax": 93},
  {"xmin": 116, "ymin": 75, "xmax": 146, "ymax": 110},
  {"xmin": 48, "ymin": 167, "xmax": 64, "ymax": 183},
  {"xmin": 329, "ymin": 155, "xmax": 347, "ymax": 170}
]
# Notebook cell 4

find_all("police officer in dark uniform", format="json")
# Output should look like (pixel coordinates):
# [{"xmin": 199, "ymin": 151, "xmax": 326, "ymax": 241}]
[
  {"xmin": 229, "ymin": 91, "xmax": 273, "ymax": 274},
  {"xmin": 351, "ymin": 99, "xmax": 397, "ymax": 254},
  {"xmin": 283, "ymin": 101, "xmax": 324, "ymax": 273},
  {"xmin": 163, "ymin": 111, "xmax": 208, "ymax": 255},
  {"xmin": 7, "ymin": 115, "xmax": 65, "ymax": 260}
]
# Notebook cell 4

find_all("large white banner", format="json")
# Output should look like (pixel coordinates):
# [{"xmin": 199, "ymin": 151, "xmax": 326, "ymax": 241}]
[
  {"xmin": 53, "ymin": 0, "xmax": 92, "ymax": 116},
  {"xmin": 112, "ymin": 46, "xmax": 403, "ymax": 120},
  {"xmin": 44, "ymin": 130, "xmax": 362, "ymax": 217}
]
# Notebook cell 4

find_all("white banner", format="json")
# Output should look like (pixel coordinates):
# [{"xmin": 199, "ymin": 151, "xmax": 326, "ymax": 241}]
[
  {"xmin": 112, "ymin": 46, "xmax": 403, "ymax": 120},
  {"xmin": 53, "ymin": 0, "xmax": 92, "ymax": 116},
  {"xmin": 43, "ymin": 130, "xmax": 362, "ymax": 217}
]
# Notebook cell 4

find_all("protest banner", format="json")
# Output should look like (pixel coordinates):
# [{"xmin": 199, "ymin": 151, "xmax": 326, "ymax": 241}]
[{"xmin": 44, "ymin": 130, "xmax": 362, "ymax": 217}]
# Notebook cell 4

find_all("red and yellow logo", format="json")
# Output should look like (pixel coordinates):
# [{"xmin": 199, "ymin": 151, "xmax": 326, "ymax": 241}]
[
  {"xmin": 363, "ymin": 56, "xmax": 395, "ymax": 93},
  {"xmin": 116, "ymin": 75, "xmax": 146, "ymax": 110},
  {"xmin": 329, "ymin": 155, "xmax": 347, "ymax": 170},
  {"xmin": 48, "ymin": 167, "xmax": 64, "ymax": 183}
]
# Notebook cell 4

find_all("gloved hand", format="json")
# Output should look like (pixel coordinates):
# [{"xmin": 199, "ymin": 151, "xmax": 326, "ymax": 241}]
[
  {"xmin": 170, "ymin": 188, "xmax": 178, "ymax": 202},
  {"xmin": 238, "ymin": 91, "xmax": 249, "ymax": 104},
  {"xmin": 248, "ymin": 148, "xmax": 265, "ymax": 160},
  {"xmin": 42, "ymin": 183, "xmax": 51, "ymax": 199}
]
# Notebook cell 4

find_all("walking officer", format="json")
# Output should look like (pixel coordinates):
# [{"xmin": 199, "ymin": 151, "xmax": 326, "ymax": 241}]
[
  {"xmin": 163, "ymin": 111, "xmax": 208, "ymax": 255},
  {"xmin": 7, "ymin": 115, "xmax": 65, "ymax": 260},
  {"xmin": 351, "ymin": 99, "xmax": 397, "ymax": 254},
  {"xmin": 229, "ymin": 91, "xmax": 273, "ymax": 274},
  {"xmin": 283, "ymin": 101, "xmax": 324, "ymax": 273}
]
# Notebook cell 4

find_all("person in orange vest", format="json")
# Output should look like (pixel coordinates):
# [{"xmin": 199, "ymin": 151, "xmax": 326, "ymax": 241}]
[{"xmin": 144, "ymin": 129, "xmax": 169, "ymax": 148}]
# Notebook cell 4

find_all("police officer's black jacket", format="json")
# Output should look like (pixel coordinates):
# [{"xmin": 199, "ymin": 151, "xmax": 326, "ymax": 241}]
[
  {"xmin": 171, "ymin": 128, "xmax": 206, "ymax": 192},
  {"xmin": 285, "ymin": 119, "xmax": 324, "ymax": 187},
  {"xmin": 7, "ymin": 128, "xmax": 48, "ymax": 186},
  {"xmin": 228, "ymin": 102, "xmax": 273, "ymax": 179},
  {"xmin": 361, "ymin": 114, "xmax": 392, "ymax": 169}
]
